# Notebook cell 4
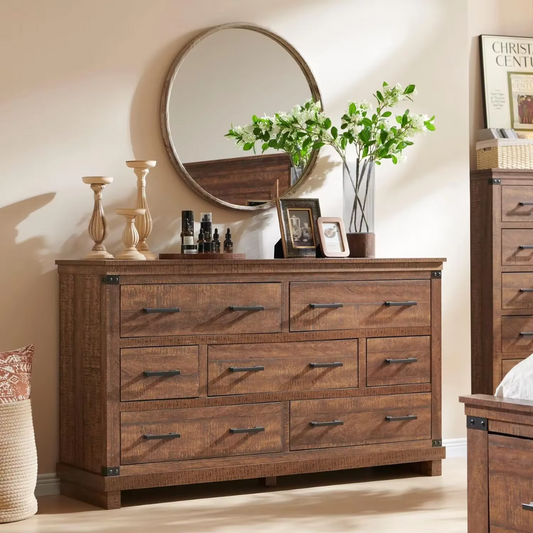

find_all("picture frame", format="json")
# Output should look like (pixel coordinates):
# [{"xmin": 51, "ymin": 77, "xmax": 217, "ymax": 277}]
[
  {"xmin": 317, "ymin": 217, "xmax": 350, "ymax": 258},
  {"xmin": 480, "ymin": 34, "xmax": 533, "ymax": 135},
  {"xmin": 276, "ymin": 198, "xmax": 321, "ymax": 258}
]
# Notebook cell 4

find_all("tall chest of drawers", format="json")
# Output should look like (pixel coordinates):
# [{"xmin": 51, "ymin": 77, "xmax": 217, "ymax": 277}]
[
  {"xmin": 471, "ymin": 170, "xmax": 533, "ymax": 393},
  {"xmin": 56, "ymin": 257, "xmax": 445, "ymax": 509}
]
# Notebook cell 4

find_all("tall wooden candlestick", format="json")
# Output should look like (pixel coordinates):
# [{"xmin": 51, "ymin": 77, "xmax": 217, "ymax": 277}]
[
  {"xmin": 126, "ymin": 160, "xmax": 157, "ymax": 260},
  {"xmin": 82, "ymin": 176, "xmax": 114, "ymax": 260},
  {"xmin": 115, "ymin": 208, "xmax": 146, "ymax": 261}
]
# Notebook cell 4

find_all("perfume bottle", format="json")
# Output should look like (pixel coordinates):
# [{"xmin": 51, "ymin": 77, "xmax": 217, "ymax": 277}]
[
  {"xmin": 224, "ymin": 228, "xmax": 233, "ymax": 253},
  {"xmin": 197, "ymin": 228, "xmax": 205, "ymax": 253},
  {"xmin": 213, "ymin": 228, "xmax": 221, "ymax": 253},
  {"xmin": 181, "ymin": 219, "xmax": 197, "ymax": 254}
]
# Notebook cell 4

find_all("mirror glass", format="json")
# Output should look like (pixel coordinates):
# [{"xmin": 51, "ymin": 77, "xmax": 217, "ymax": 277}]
[{"xmin": 165, "ymin": 27, "xmax": 318, "ymax": 208}]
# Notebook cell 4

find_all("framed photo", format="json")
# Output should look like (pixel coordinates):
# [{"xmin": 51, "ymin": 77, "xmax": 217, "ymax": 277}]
[
  {"xmin": 480, "ymin": 35, "xmax": 533, "ymax": 135},
  {"xmin": 276, "ymin": 198, "xmax": 321, "ymax": 258},
  {"xmin": 317, "ymin": 217, "xmax": 350, "ymax": 258}
]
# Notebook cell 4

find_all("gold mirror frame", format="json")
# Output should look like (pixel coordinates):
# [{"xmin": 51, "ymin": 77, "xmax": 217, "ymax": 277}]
[{"xmin": 160, "ymin": 23, "xmax": 323, "ymax": 211}]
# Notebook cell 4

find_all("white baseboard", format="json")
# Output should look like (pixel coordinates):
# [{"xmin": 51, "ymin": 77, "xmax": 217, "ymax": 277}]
[
  {"xmin": 35, "ymin": 473, "xmax": 60, "ymax": 497},
  {"xmin": 442, "ymin": 437, "xmax": 467, "ymax": 458},
  {"xmin": 35, "ymin": 438, "xmax": 467, "ymax": 497}
]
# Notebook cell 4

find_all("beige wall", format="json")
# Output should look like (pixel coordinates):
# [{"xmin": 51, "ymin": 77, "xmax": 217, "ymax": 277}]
[{"xmin": 0, "ymin": 0, "xmax": 485, "ymax": 475}]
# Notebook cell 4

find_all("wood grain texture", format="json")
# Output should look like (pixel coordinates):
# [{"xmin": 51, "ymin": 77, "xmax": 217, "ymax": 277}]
[
  {"xmin": 467, "ymin": 426, "xmax": 489, "ymax": 533},
  {"xmin": 120, "ymin": 282, "xmax": 282, "ymax": 337},
  {"xmin": 184, "ymin": 153, "xmax": 292, "ymax": 206},
  {"xmin": 502, "ymin": 185, "xmax": 533, "ymax": 222},
  {"xmin": 502, "ymin": 229, "xmax": 533, "ymax": 266},
  {"xmin": 57, "ymin": 258, "xmax": 444, "ymax": 508},
  {"xmin": 290, "ymin": 393, "xmax": 431, "ymax": 451},
  {"xmin": 502, "ymin": 273, "xmax": 533, "ymax": 309},
  {"xmin": 290, "ymin": 280, "xmax": 431, "ymax": 332},
  {"xmin": 366, "ymin": 336, "xmax": 430, "ymax": 387},
  {"xmin": 121, "ymin": 346, "xmax": 199, "ymax": 401},
  {"xmin": 121, "ymin": 403, "xmax": 282, "ymax": 464},
  {"xmin": 61, "ymin": 482, "xmax": 121, "ymax": 510},
  {"xmin": 502, "ymin": 358, "xmax": 523, "ymax": 379},
  {"xmin": 207, "ymin": 339, "xmax": 358, "ymax": 396},
  {"xmin": 502, "ymin": 316, "xmax": 533, "ymax": 352},
  {"xmin": 489, "ymin": 434, "xmax": 533, "ymax": 532}
]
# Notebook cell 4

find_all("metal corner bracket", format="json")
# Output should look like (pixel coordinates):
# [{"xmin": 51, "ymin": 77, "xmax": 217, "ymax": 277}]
[
  {"xmin": 467, "ymin": 416, "xmax": 487, "ymax": 431},
  {"xmin": 101, "ymin": 275, "xmax": 120, "ymax": 285},
  {"xmin": 101, "ymin": 466, "xmax": 120, "ymax": 476},
  {"xmin": 489, "ymin": 178, "xmax": 501, "ymax": 185},
  {"xmin": 431, "ymin": 271, "xmax": 442, "ymax": 279},
  {"xmin": 432, "ymin": 439, "xmax": 442, "ymax": 447}
]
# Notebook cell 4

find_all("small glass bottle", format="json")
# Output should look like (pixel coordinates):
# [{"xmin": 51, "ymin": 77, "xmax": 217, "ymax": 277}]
[
  {"xmin": 213, "ymin": 228, "xmax": 221, "ymax": 253},
  {"xmin": 197, "ymin": 228, "xmax": 205, "ymax": 253},
  {"xmin": 224, "ymin": 228, "xmax": 233, "ymax": 253},
  {"xmin": 181, "ymin": 220, "xmax": 197, "ymax": 254}
]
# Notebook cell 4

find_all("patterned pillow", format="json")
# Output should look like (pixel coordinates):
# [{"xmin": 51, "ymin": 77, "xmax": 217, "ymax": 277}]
[{"xmin": 0, "ymin": 345, "xmax": 34, "ymax": 404}]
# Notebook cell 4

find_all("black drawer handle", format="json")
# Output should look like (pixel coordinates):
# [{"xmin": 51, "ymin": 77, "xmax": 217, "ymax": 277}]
[
  {"xmin": 230, "ymin": 426, "xmax": 265, "ymax": 434},
  {"xmin": 385, "ymin": 415, "xmax": 418, "ymax": 422},
  {"xmin": 310, "ymin": 362, "xmax": 344, "ymax": 368},
  {"xmin": 385, "ymin": 358, "xmax": 418, "ymax": 364},
  {"xmin": 143, "ymin": 433, "xmax": 181, "ymax": 440},
  {"xmin": 310, "ymin": 303, "xmax": 344, "ymax": 309},
  {"xmin": 310, "ymin": 420, "xmax": 344, "ymax": 427},
  {"xmin": 229, "ymin": 365, "xmax": 265, "ymax": 373},
  {"xmin": 519, "ymin": 202, "xmax": 533, "ymax": 206},
  {"xmin": 520, "ymin": 332, "xmax": 533, "ymax": 336},
  {"xmin": 520, "ymin": 288, "xmax": 533, "ymax": 293},
  {"xmin": 384, "ymin": 301, "xmax": 417, "ymax": 307},
  {"xmin": 229, "ymin": 305, "xmax": 265, "ymax": 312},
  {"xmin": 143, "ymin": 370, "xmax": 181, "ymax": 377},
  {"xmin": 142, "ymin": 307, "xmax": 181, "ymax": 314},
  {"xmin": 522, "ymin": 502, "xmax": 533, "ymax": 511},
  {"xmin": 519, "ymin": 245, "xmax": 533, "ymax": 250}
]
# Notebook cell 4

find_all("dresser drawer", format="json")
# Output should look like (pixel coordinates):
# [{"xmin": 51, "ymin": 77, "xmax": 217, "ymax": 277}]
[
  {"xmin": 502, "ymin": 316, "xmax": 533, "ymax": 352},
  {"xmin": 207, "ymin": 340, "xmax": 358, "ymax": 396},
  {"xmin": 502, "ymin": 186, "xmax": 533, "ymax": 222},
  {"xmin": 502, "ymin": 359, "xmax": 523, "ymax": 379},
  {"xmin": 289, "ymin": 281, "xmax": 431, "ymax": 332},
  {"xmin": 502, "ymin": 273, "xmax": 533, "ymax": 309},
  {"xmin": 366, "ymin": 336, "xmax": 431, "ymax": 387},
  {"xmin": 289, "ymin": 393, "xmax": 431, "ymax": 451},
  {"xmin": 502, "ymin": 230, "xmax": 533, "ymax": 266},
  {"xmin": 120, "ymin": 283, "xmax": 282, "ymax": 337},
  {"xmin": 489, "ymin": 434, "xmax": 533, "ymax": 532},
  {"xmin": 121, "ymin": 346, "xmax": 199, "ymax": 401},
  {"xmin": 121, "ymin": 403, "xmax": 282, "ymax": 464}
]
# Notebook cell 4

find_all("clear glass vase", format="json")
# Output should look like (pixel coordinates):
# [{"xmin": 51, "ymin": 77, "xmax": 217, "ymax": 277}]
[{"xmin": 343, "ymin": 159, "xmax": 375, "ymax": 234}]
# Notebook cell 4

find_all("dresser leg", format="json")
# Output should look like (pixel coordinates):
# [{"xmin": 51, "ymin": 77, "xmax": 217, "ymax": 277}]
[
  {"xmin": 60, "ymin": 481, "xmax": 121, "ymax": 509},
  {"xmin": 412, "ymin": 460, "xmax": 442, "ymax": 476},
  {"xmin": 261, "ymin": 476, "xmax": 277, "ymax": 487}
]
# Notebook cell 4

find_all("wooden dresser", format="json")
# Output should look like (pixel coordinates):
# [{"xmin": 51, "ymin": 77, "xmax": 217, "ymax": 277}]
[
  {"xmin": 56, "ymin": 258, "xmax": 445, "ymax": 509},
  {"xmin": 471, "ymin": 170, "xmax": 533, "ymax": 394},
  {"xmin": 461, "ymin": 394, "xmax": 533, "ymax": 533}
]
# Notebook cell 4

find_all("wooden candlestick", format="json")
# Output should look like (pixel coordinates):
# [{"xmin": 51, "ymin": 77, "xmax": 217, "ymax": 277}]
[
  {"xmin": 115, "ymin": 208, "xmax": 146, "ymax": 261},
  {"xmin": 82, "ymin": 176, "xmax": 114, "ymax": 260},
  {"xmin": 126, "ymin": 160, "xmax": 157, "ymax": 260}
]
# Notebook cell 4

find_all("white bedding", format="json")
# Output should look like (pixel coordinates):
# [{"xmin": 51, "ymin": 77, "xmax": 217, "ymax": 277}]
[{"xmin": 495, "ymin": 354, "xmax": 533, "ymax": 400}]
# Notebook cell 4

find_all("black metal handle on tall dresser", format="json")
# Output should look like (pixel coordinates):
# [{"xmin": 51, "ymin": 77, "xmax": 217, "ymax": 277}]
[
  {"xmin": 520, "ymin": 332, "xmax": 533, "ymax": 336},
  {"xmin": 310, "ymin": 303, "xmax": 344, "ymax": 309},
  {"xmin": 310, "ymin": 362, "xmax": 344, "ymax": 368},
  {"xmin": 384, "ymin": 301, "xmax": 417, "ymax": 307},
  {"xmin": 143, "ymin": 433, "xmax": 181, "ymax": 440},
  {"xmin": 229, "ymin": 305, "xmax": 265, "ymax": 312},
  {"xmin": 229, "ymin": 365, "xmax": 265, "ymax": 373},
  {"xmin": 519, "ymin": 245, "xmax": 533, "ymax": 250},
  {"xmin": 522, "ymin": 502, "xmax": 533, "ymax": 511},
  {"xmin": 142, "ymin": 307, "xmax": 181, "ymax": 314},
  {"xmin": 143, "ymin": 370, "xmax": 181, "ymax": 377},
  {"xmin": 310, "ymin": 420, "xmax": 344, "ymax": 427},
  {"xmin": 520, "ymin": 288, "xmax": 533, "ymax": 293},
  {"xmin": 230, "ymin": 426, "xmax": 265, "ymax": 434},
  {"xmin": 385, "ymin": 358, "xmax": 418, "ymax": 364},
  {"xmin": 385, "ymin": 415, "xmax": 418, "ymax": 422},
  {"xmin": 519, "ymin": 202, "xmax": 533, "ymax": 206}
]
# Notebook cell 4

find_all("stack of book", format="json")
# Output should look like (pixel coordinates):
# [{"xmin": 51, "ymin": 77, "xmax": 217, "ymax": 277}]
[{"xmin": 478, "ymin": 128, "xmax": 519, "ymax": 140}]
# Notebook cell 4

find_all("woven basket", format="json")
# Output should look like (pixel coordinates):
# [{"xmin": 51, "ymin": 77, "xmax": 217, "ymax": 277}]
[
  {"xmin": 477, "ymin": 139, "xmax": 533, "ymax": 170},
  {"xmin": 0, "ymin": 400, "xmax": 37, "ymax": 523}
]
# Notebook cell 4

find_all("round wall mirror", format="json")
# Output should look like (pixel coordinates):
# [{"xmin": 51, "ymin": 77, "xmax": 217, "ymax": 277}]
[{"xmin": 161, "ymin": 23, "xmax": 322, "ymax": 211}]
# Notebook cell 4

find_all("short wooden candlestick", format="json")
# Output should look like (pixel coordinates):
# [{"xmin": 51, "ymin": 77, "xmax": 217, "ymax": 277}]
[
  {"xmin": 115, "ymin": 208, "xmax": 147, "ymax": 261},
  {"xmin": 82, "ymin": 176, "xmax": 114, "ymax": 260},
  {"xmin": 126, "ymin": 160, "xmax": 157, "ymax": 260}
]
